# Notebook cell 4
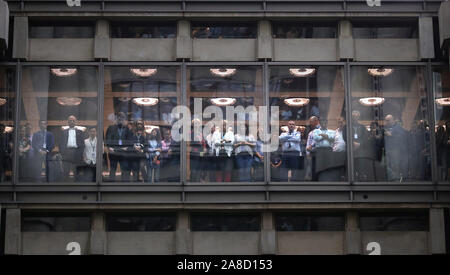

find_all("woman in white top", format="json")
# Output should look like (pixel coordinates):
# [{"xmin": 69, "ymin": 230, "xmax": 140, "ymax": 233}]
[{"xmin": 234, "ymin": 125, "xmax": 256, "ymax": 182}]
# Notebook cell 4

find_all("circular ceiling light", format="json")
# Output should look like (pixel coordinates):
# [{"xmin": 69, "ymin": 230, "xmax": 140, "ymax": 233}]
[
  {"xmin": 56, "ymin": 97, "xmax": 83, "ymax": 106},
  {"xmin": 289, "ymin": 68, "xmax": 316, "ymax": 77},
  {"xmin": 210, "ymin": 68, "xmax": 237, "ymax": 77},
  {"xmin": 144, "ymin": 125, "xmax": 160, "ymax": 134},
  {"xmin": 5, "ymin": 126, "xmax": 13, "ymax": 133},
  {"xmin": 284, "ymin": 98, "xmax": 310, "ymax": 107},
  {"xmin": 51, "ymin": 68, "xmax": 78, "ymax": 77},
  {"xmin": 119, "ymin": 82, "xmax": 131, "ymax": 88},
  {"xmin": 359, "ymin": 97, "xmax": 385, "ymax": 106},
  {"xmin": 61, "ymin": 125, "xmax": 87, "ymax": 132},
  {"xmin": 368, "ymin": 68, "xmax": 394, "ymax": 77},
  {"xmin": 0, "ymin": 98, "xmax": 6, "ymax": 106},
  {"xmin": 118, "ymin": 97, "xmax": 132, "ymax": 102},
  {"xmin": 210, "ymin": 97, "xmax": 237, "ymax": 106},
  {"xmin": 132, "ymin": 97, "xmax": 159, "ymax": 106},
  {"xmin": 435, "ymin": 97, "xmax": 450, "ymax": 106},
  {"xmin": 130, "ymin": 68, "xmax": 157, "ymax": 77}
]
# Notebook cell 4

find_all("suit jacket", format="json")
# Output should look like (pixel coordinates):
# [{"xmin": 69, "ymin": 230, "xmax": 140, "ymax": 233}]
[
  {"xmin": 59, "ymin": 128, "xmax": 85, "ymax": 162},
  {"xmin": 32, "ymin": 130, "xmax": 55, "ymax": 155},
  {"xmin": 105, "ymin": 125, "xmax": 133, "ymax": 157}
]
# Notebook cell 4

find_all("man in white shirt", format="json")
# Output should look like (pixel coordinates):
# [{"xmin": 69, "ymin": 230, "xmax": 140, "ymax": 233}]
[
  {"xmin": 59, "ymin": 115, "xmax": 85, "ymax": 181},
  {"xmin": 83, "ymin": 127, "xmax": 97, "ymax": 182}
]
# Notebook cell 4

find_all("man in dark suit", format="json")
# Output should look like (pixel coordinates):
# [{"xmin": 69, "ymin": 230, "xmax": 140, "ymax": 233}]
[
  {"xmin": 105, "ymin": 112, "xmax": 133, "ymax": 181},
  {"xmin": 383, "ymin": 114, "xmax": 409, "ymax": 181},
  {"xmin": 32, "ymin": 120, "xmax": 55, "ymax": 182},
  {"xmin": 59, "ymin": 115, "xmax": 85, "ymax": 181}
]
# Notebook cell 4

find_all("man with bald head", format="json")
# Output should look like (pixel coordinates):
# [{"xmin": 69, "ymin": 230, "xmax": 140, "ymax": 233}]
[
  {"xmin": 383, "ymin": 114, "xmax": 409, "ymax": 181},
  {"xmin": 59, "ymin": 115, "xmax": 85, "ymax": 181}
]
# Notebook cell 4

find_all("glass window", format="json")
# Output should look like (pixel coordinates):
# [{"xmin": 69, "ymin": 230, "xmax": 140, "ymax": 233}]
[
  {"xmin": 103, "ymin": 66, "xmax": 180, "ymax": 183},
  {"xmin": 359, "ymin": 212, "xmax": 429, "ymax": 231},
  {"xmin": 19, "ymin": 66, "xmax": 98, "ymax": 183},
  {"xmin": 187, "ymin": 66, "xmax": 263, "ymax": 182},
  {"xmin": 433, "ymin": 66, "xmax": 450, "ymax": 181},
  {"xmin": 270, "ymin": 66, "xmax": 347, "ymax": 182},
  {"xmin": 275, "ymin": 213, "xmax": 345, "ymax": 231},
  {"xmin": 111, "ymin": 22, "xmax": 177, "ymax": 38},
  {"xmin": 191, "ymin": 23, "xmax": 257, "ymax": 39},
  {"xmin": 191, "ymin": 213, "xmax": 261, "ymax": 231},
  {"xmin": 29, "ymin": 22, "xmax": 95, "ymax": 38},
  {"xmin": 272, "ymin": 22, "xmax": 337, "ymax": 38},
  {"xmin": 22, "ymin": 213, "xmax": 91, "ymax": 232},
  {"xmin": 350, "ymin": 66, "xmax": 430, "ymax": 182},
  {"xmin": 0, "ymin": 67, "xmax": 15, "ymax": 183},
  {"xmin": 106, "ymin": 213, "xmax": 176, "ymax": 231},
  {"xmin": 352, "ymin": 22, "xmax": 418, "ymax": 39}
]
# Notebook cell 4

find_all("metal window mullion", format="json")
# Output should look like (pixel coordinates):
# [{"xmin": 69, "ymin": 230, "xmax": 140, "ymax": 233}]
[
  {"xmin": 345, "ymin": 61, "xmax": 355, "ymax": 184},
  {"xmin": 13, "ymin": 61, "xmax": 21, "ymax": 188},
  {"xmin": 426, "ymin": 61, "xmax": 439, "ymax": 185},
  {"xmin": 264, "ymin": 62, "xmax": 270, "ymax": 187},
  {"xmin": 97, "ymin": 62, "xmax": 104, "ymax": 193},
  {"xmin": 181, "ymin": 61, "xmax": 187, "ymax": 189}
]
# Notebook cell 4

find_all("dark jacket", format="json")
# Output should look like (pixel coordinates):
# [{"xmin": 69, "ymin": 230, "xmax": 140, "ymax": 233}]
[
  {"xmin": 105, "ymin": 125, "xmax": 133, "ymax": 157},
  {"xmin": 32, "ymin": 130, "xmax": 55, "ymax": 155}
]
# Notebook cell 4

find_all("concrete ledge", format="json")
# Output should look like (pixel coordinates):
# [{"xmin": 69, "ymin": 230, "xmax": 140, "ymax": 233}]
[
  {"xmin": 273, "ymin": 39, "xmax": 338, "ymax": 61},
  {"xmin": 277, "ymin": 232, "xmax": 344, "ymax": 255},
  {"xmin": 361, "ymin": 231, "xmax": 429, "ymax": 255},
  {"xmin": 106, "ymin": 232, "xmax": 175, "ymax": 255},
  {"xmin": 192, "ymin": 232, "xmax": 260, "ymax": 255},
  {"xmin": 354, "ymin": 39, "xmax": 419, "ymax": 61},
  {"xmin": 193, "ymin": 39, "xmax": 257, "ymax": 61},
  {"xmin": 22, "ymin": 232, "xmax": 90, "ymax": 255},
  {"xmin": 29, "ymin": 38, "xmax": 94, "ymax": 61},
  {"xmin": 111, "ymin": 38, "xmax": 176, "ymax": 61}
]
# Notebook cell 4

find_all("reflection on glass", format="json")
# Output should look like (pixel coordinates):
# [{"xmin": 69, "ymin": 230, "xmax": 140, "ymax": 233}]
[
  {"xmin": 270, "ymin": 66, "xmax": 347, "ymax": 182},
  {"xmin": 433, "ymin": 67, "xmax": 450, "ymax": 181},
  {"xmin": 191, "ymin": 214, "xmax": 261, "ymax": 231},
  {"xmin": 103, "ymin": 66, "xmax": 180, "ymax": 183},
  {"xmin": 275, "ymin": 213, "xmax": 345, "ymax": 231},
  {"xmin": 352, "ymin": 22, "xmax": 418, "ymax": 39},
  {"xmin": 187, "ymin": 66, "xmax": 263, "ymax": 182},
  {"xmin": 191, "ymin": 23, "xmax": 257, "ymax": 38},
  {"xmin": 272, "ymin": 22, "xmax": 337, "ymax": 38},
  {"xmin": 19, "ymin": 66, "xmax": 98, "ymax": 182},
  {"xmin": 351, "ymin": 66, "xmax": 430, "ymax": 182},
  {"xmin": 29, "ymin": 22, "xmax": 96, "ymax": 38},
  {"xmin": 0, "ymin": 67, "xmax": 15, "ymax": 183},
  {"xmin": 111, "ymin": 22, "xmax": 176, "ymax": 38},
  {"xmin": 106, "ymin": 214, "xmax": 176, "ymax": 231},
  {"xmin": 22, "ymin": 214, "xmax": 91, "ymax": 232},
  {"xmin": 359, "ymin": 212, "xmax": 429, "ymax": 231}
]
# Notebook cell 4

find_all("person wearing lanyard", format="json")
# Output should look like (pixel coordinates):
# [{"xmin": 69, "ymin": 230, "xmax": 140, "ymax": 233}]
[
  {"xmin": 83, "ymin": 127, "xmax": 97, "ymax": 182},
  {"xmin": 234, "ymin": 124, "xmax": 256, "ymax": 182},
  {"xmin": 349, "ymin": 110, "xmax": 374, "ymax": 181},
  {"xmin": 105, "ymin": 112, "xmax": 133, "ymax": 181},
  {"xmin": 31, "ymin": 120, "xmax": 55, "ymax": 182},
  {"xmin": 59, "ymin": 115, "xmax": 85, "ymax": 182},
  {"xmin": 279, "ymin": 121, "xmax": 302, "ymax": 182}
]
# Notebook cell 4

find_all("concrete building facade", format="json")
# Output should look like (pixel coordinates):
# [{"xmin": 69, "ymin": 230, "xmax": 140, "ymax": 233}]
[{"xmin": 0, "ymin": 0, "xmax": 450, "ymax": 255}]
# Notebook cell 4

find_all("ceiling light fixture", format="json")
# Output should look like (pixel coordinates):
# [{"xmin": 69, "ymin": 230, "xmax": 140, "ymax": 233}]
[
  {"xmin": 289, "ymin": 68, "xmax": 316, "ymax": 77},
  {"xmin": 367, "ymin": 67, "xmax": 394, "ymax": 77},
  {"xmin": 132, "ymin": 97, "xmax": 159, "ymax": 106},
  {"xmin": 210, "ymin": 97, "xmax": 237, "ymax": 106},
  {"xmin": 435, "ymin": 97, "xmax": 450, "ymax": 106},
  {"xmin": 284, "ymin": 98, "xmax": 310, "ymax": 107},
  {"xmin": 61, "ymin": 125, "xmax": 87, "ymax": 132},
  {"xmin": 0, "ymin": 98, "xmax": 6, "ymax": 106},
  {"xmin": 210, "ymin": 68, "xmax": 237, "ymax": 77},
  {"xmin": 144, "ymin": 125, "xmax": 160, "ymax": 134},
  {"xmin": 51, "ymin": 68, "xmax": 78, "ymax": 77},
  {"xmin": 359, "ymin": 97, "xmax": 385, "ymax": 106},
  {"xmin": 130, "ymin": 68, "xmax": 158, "ymax": 77},
  {"xmin": 56, "ymin": 97, "xmax": 83, "ymax": 106}
]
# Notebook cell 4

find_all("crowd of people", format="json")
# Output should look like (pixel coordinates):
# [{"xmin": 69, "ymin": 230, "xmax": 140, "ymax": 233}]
[{"xmin": 0, "ymin": 110, "xmax": 437, "ymax": 183}]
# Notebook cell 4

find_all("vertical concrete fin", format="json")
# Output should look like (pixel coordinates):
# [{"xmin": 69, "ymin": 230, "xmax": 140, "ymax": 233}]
[
  {"xmin": 338, "ymin": 20, "xmax": 354, "ymax": 60},
  {"xmin": 0, "ymin": 0, "xmax": 9, "ymax": 52},
  {"xmin": 89, "ymin": 212, "xmax": 106, "ymax": 255},
  {"xmin": 430, "ymin": 208, "xmax": 446, "ymax": 254},
  {"xmin": 176, "ymin": 20, "xmax": 192, "ymax": 60},
  {"xmin": 13, "ymin": 16, "xmax": 28, "ymax": 60},
  {"xmin": 94, "ymin": 19, "xmax": 110, "ymax": 60},
  {"xmin": 5, "ymin": 209, "xmax": 21, "ymax": 255},
  {"xmin": 175, "ymin": 211, "xmax": 192, "ymax": 254},
  {"xmin": 257, "ymin": 20, "xmax": 273, "ymax": 60},
  {"xmin": 419, "ymin": 17, "xmax": 435, "ymax": 60},
  {"xmin": 345, "ymin": 211, "xmax": 361, "ymax": 255}
]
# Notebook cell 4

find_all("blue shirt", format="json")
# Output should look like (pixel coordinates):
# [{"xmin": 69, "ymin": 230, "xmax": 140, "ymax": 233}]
[
  {"xmin": 312, "ymin": 128, "xmax": 335, "ymax": 149},
  {"xmin": 279, "ymin": 130, "xmax": 301, "ymax": 153}
]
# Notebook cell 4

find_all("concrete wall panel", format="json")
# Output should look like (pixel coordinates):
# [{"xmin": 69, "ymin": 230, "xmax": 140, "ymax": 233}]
[
  {"xmin": 22, "ymin": 232, "xmax": 89, "ymax": 255},
  {"xmin": 354, "ymin": 39, "xmax": 419, "ymax": 61},
  {"xmin": 192, "ymin": 232, "xmax": 260, "ymax": 255},
  {"xmin": 106, "ymin": 232, "xmax": 175, "ymax": 255},
  {"xmin": 361, "ymin": 231, "xmax": 429, "ymax": 255},
  {"xmin": 29, "ymin": 39, "xmax": 94, "ymax": 61},
  {"xmin": 193, "ymin": 39, "xmax": 256, "ymax": 61},
  {"xmin": 111, "ymin": 38, "xmax": 176, "ymax": 61},
  {"xmin": 273, "ymin": 39, "xmax": 338, "ymax": 61},
  {"xmin": 277, "ymin": 232, "xmax": 344, "ymax": 255}
]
